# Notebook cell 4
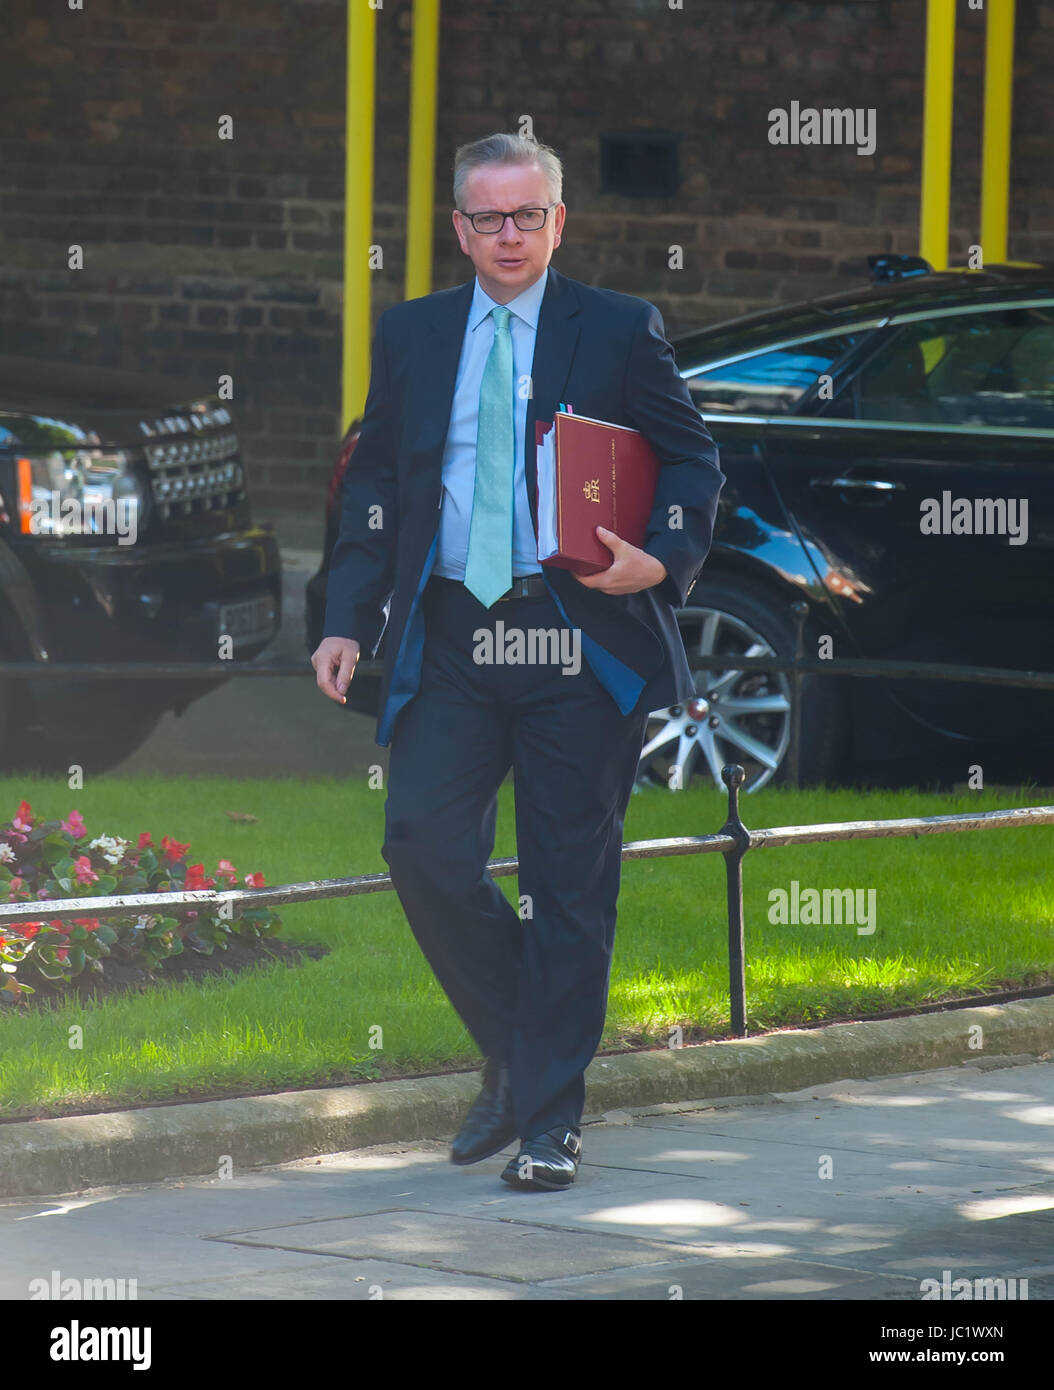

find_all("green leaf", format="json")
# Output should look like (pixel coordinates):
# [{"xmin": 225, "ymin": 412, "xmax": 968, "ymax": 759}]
[{"xmin": 31, "ymin": 958, "xmax": 68, "ymax": 981}]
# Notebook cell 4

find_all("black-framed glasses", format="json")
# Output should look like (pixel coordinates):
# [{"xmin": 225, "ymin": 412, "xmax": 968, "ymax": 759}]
[{"xmin": 458, "ymin": 204, "xmax": 558, "ymax": 234}]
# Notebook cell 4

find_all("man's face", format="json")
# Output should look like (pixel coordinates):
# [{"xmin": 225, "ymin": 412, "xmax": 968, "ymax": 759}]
[{"xmin": 453, "ymin": 162, "xmax": 565, "ymax": 303}]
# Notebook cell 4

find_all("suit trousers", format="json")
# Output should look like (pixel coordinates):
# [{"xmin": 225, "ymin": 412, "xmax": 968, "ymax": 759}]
[{"xmin": 380, "ymin": 573, "xmax": 651, "ymax": 1140}]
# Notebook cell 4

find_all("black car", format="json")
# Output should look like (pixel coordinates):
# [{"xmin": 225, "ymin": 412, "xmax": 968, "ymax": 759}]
[
  {"xmin": 0, "ymin": 357, "xmax": 281, "ymax": 771},
  {"xmin": 307, "ymin": 256, "xmax": 1054, "ymax": 791}
]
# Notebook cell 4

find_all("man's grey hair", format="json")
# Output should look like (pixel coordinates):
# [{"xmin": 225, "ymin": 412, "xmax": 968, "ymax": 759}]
[{"xmin": 453, "ymin": 132, "xmax": 563, "ymax": 209}]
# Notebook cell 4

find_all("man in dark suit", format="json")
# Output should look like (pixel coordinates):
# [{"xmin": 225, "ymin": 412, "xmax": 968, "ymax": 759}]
[{"xmin": 313, "ymin": 132, "xmax": 724, "ymax": 1191}]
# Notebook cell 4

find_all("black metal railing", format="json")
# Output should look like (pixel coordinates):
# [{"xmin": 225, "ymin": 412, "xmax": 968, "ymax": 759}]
[{"xmin": 2, "ymin": 763, "xmax": 1051, "ymax": 1038}]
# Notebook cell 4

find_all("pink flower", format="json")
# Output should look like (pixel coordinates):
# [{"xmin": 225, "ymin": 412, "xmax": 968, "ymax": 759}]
[
  {"xmin": 244, "ymin": 871, "xmax": 265, "ymax": 888},
  {"xmin": 73, "ymin": 856, "xmax": 98, "ymax": 887},
  {"xmin": 62, "ymin": 810, "xmax": 87, "ymax": 839},
  {"xmin": 12, "ymin": 800, "xmax": 33, "ymax": 832}
]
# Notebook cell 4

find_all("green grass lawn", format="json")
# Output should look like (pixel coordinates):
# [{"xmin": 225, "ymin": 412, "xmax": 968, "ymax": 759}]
[{"xmin": 0, "ymin": 773, "xmax": 1051, "ymax": 1120}]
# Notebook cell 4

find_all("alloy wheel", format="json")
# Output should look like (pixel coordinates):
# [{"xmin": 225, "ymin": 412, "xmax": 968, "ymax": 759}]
[{"xmin": 636, "ymin": 605, "xmax": 793, "ymax": 793}]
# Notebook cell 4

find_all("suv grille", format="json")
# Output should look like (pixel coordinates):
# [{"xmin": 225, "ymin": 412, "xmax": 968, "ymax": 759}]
[{"xmin": 143, "ymin": 428, "xmax": 245, "ymax": 520}]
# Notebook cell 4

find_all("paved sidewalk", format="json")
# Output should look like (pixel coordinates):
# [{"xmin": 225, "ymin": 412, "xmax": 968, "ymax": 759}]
[{"xmin": 4, "ymin": 1056, "xmax": 1054, "ymax": 1301}]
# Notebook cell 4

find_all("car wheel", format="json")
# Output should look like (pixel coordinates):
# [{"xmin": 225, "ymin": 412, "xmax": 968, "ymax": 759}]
[{"xmin": 636, "ymin": 577, "xmax": 843, "ymax": 793}]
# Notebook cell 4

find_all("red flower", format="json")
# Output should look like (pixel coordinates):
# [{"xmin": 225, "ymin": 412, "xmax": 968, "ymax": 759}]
[
  {"xmin": 56, "ymin": 947, "xmax": 69, "ymax": 962},
  {"xmin": 185, "ymin": 863, "xmax": 216, "ymax": 891},
  {"xmin": 160, "ymin": 834, "xmax": 190, "ymax": 864},
  {"xmin": 12, "ymin": 800, "xmax": 33, "ymax": 831},
  {"xmin": 244, "ymin": 871, "xmax": 266, "ymax": 888},
  {"xmin": 19, "ymin": 923, "xmax": 42, "ymax": 939},
  {"xmin": 73, "ymin": 917, "xmax": 101, "ymax": 932},
  {"xmin": 49, "ymin": 920, "xmax": 73, "ymax": 936},
  {"xmin": 137, "ymin": 831, "xmax": 154, "ymax": 849}
]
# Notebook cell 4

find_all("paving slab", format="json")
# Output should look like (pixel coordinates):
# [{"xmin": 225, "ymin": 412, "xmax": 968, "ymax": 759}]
[
  {"xmin": 151, "ymin": 1257, "xmax": 582, "ymax": 1301},
  {"xmin": 3, "ymin": 1056, "xmax": 1053, "ymax": 1300},
  {"xmin": 541, "ymin": 1257, "xmax": 925, "ymax": 1301}
]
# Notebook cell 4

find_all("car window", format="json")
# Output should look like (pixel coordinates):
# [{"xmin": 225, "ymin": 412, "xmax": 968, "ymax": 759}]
[
  {"xmin": 824, "ymin": 306, "xmax": 1054, "ymax": 428},
  {"xmin": 684, "ymin": 334, "xmax": 860, "ymax": 415}
]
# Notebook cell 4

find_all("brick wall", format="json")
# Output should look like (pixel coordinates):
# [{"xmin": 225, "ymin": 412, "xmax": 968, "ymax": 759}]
[{"xmin": 1, "ymin": 0, "xmax": 1052, "ymax": 519}]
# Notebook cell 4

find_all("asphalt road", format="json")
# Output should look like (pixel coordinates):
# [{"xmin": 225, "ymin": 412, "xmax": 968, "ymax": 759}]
[
  {"xmin": 107, "ymin": 527, "xmax": 1048, "ymax": 793},
  {"xmin": 112, "ymin": 541, "xmax": 384, "ymax": 780}
]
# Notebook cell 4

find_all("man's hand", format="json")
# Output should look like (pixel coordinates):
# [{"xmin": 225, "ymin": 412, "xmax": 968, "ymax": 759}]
[
  {"xmin": 573, "ymin": 526, "xmax": 668, "ymax": 595},
  {"xmin": 312, "ymin": 636, "xmax": 361, "ymax": 704}
]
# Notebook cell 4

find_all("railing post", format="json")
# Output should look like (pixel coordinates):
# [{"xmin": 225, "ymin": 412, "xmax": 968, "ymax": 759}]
[
  {"xmin": 719, "ymin": 763, "xmax": 752, "ymax": 1038},
  {"xmin": 787, "ymin": 599, "xmax": 809, "ymax": 789}
]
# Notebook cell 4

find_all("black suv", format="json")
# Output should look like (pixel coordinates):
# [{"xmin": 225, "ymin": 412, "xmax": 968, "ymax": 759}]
[
  {"xmin": 307, "ymin": 257, "xmax": 1054, "ymax": 791},
  {"xmin": 0, "ymin": 356, "xmax": 281, "ymax": 771}
]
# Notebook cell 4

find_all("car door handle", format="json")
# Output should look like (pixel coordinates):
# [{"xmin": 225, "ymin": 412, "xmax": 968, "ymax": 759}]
[{"xmin": 810, "ymin": 477, "xmax": 906, "ymax": 492}]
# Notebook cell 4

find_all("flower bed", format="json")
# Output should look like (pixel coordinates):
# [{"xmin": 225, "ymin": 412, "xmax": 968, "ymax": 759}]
[{"xmin": 0, "ymin": 800, "xmax": 281, "ymax": 1005}]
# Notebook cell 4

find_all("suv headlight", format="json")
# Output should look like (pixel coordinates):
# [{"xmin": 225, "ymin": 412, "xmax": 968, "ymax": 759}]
[{"xmin": 14, "ymin": 449, "xmax": 148, "ymax": 543}]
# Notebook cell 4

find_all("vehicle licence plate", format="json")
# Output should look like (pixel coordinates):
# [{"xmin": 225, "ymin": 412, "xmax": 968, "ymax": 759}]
[{"xmin": 218, "ymin": 594, "xmax": 277, "ymax": 648}]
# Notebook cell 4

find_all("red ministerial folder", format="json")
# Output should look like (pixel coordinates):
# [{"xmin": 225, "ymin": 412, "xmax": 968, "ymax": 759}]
[{"xmin": 535, "ymin": 411, "xmax": 661, "ymax": 575}]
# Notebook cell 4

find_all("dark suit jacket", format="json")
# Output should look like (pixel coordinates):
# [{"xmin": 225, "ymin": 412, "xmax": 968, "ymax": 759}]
[{"xmin": 322, "ymin": 263, "xmax": 725, "ymax": 745}]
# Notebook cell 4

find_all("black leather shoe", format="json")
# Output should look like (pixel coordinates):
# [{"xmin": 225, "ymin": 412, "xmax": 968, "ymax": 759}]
[
  {"xmin": 500, "ymin": 1126, "xmax": 582, "ymax": 1191},
  {"xmin": 449, "ymin": 1058, "xmax": 518, "ymax": 1165}
]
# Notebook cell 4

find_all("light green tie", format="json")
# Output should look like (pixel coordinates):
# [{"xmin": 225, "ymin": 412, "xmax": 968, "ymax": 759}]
[{"xmin": 464, "ymin": 304, "xmax": 515, "ymax": 608}]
